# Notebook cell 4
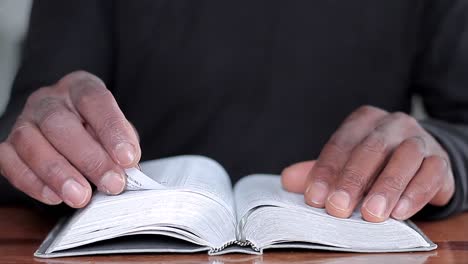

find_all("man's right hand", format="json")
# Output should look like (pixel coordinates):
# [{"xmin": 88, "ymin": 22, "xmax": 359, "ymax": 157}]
[{"xmin": 0, "ymin": 71, "xmax": 141, "ymax": 208}]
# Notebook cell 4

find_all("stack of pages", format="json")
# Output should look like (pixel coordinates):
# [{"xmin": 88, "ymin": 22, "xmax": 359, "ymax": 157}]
[{"xmin": 35, "ymin": 155, "xmax": 436, "ymax": 258}]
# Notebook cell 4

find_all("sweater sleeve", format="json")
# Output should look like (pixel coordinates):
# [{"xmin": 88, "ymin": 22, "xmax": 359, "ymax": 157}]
[
  {"xmin": 412, "ymin": 0, "xmax": 468, "ymax": 219},
  {"xmin": 0, "ymin": 0, "xmax": 114, "ymax": 205}
]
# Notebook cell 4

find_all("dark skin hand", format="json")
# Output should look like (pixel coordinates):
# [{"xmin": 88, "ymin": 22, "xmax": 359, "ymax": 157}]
[
  {"xmin": 282, "ymin": 106, "xmax": 455, "ymax": 222},
  {"xmin": 0, "ymin": 71, "xmax": 455, "ymax": 221},
  {"xmin": 0, "ymin": 71, "xmax": 141, "ymax": 208}
]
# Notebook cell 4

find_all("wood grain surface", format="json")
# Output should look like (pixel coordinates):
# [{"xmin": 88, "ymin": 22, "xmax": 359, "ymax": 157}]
[{"xmin": 1, "ymin": 206, "xmax": 467, "ymax": 264}]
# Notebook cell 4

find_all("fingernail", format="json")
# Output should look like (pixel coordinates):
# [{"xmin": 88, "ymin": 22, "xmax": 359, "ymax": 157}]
[
  {"xmin": 365, "ymin": 194, "xmax": 387, "ymax": 218},
  {"xmin": 306, "ymin": 182, "xmax": 329, "ymax": 206},
  {"xmin": 42, "ymin": 186, "xmax": 62, "ymax": 205},
  {"xmin": 62, "ymin": 179, "xmax": 88, "ymax": 207},
  {"xmin": 328, "ymin": 190, "xmax": 351, "ymax": 211},
  {"xmin": 100, "ymin": 171, "xmax": 125, "ymax": 195},
  {"xmin": 114, "ymin": 142, "xmax": 136, "ymax": 166},
  {"xmin": 393, "ymin": 197, "xmax": 411, "ymax": 219}
]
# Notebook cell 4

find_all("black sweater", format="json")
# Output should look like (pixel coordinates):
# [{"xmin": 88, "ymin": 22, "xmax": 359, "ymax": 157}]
[{"xmin": 1, "ymin": 0, "xmax": 468, "ymax": 220}]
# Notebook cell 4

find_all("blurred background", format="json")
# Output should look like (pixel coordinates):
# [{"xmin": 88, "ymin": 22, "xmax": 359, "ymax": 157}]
[{"xmin": 0, "ymin": 0, "xmax": 31, "ymax": 116}]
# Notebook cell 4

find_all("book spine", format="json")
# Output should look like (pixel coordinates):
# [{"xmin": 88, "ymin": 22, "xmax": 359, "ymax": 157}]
[{"xmin": 209, "ymin": 240, "xmax": 259, "ymax": 254}]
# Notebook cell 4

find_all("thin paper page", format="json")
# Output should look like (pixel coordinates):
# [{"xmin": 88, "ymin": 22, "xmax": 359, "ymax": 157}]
[
  {"xmin": 234, "ymin": 174, "xmax": 370, "ymax": 222},
  {"xmin": 50, "ymin": 190, "xmax": 236, "ymax": 252},
  {"xmin": 234, "ymin": 174, "xmax": 310, "ymax": 219},
  {"xmin": 234, "ymin": 175, "xmax": 430, "ymax": 250},
  {"xmin": 138, "ymin": 155, "xmax": 235, "ymax": 214},
  {"xmin": 125, "ymin": 168, "xmax": 166, "ymax": 190}
]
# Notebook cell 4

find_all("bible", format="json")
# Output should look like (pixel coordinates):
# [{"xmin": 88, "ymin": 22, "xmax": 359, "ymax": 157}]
[{"xmin": 35, "ymin": 155, "xmax": 436, "ymax": 258}]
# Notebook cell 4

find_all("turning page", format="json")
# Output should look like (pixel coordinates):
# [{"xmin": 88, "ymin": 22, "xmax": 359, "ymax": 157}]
[
  {"xmin": 37, "ymin": 155, "xmax": 238, "ymax": 257},
  {"xmin": 128, "ymin": 155, "xmax": 235, "ymax": 215}
]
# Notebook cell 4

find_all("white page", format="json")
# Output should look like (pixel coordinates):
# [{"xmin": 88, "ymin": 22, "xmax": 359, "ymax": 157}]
[
  {"xmin": 136, "ymin": 155, "xmax": 235, "ymax": 215},
  {"xmin": 50, "ymin": 155, "xmax": 237, "ymax": 252},
  {"xmin": 234, "ymin": 174, "xmax": 377, "ymax": 223},
  {"xmin": 51, "ymin": 190, "xmax": 235, "ymax": 252},
  {"xmin": 234, "ymin": 174, "xmax": 307, "ymax": 219},
  {"xmin": 234, "ymin": 174, "xmax": 430, "ymax": 250},
  {"xmin": 125, "ymin": 168, "xmax": 166, "ymax": 190}
]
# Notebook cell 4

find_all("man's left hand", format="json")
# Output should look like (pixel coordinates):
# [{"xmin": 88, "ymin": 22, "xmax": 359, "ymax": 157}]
[{"xmin": 281, "ymin": 105, "xmax": 455, "ymax": 222}]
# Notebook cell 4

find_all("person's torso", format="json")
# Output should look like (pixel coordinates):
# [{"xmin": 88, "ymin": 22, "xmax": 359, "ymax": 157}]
[{"xmin": 110, "ymin": 1, "xmax": 424, "ymax": 181}]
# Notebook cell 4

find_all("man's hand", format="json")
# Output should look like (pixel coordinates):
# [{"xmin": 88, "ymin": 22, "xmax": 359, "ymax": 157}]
[
  {"xmin": 281, "ymin": 106, "xmax": 454, "ymax": 222},
  {"xmin": 0, "ymin": 71, "xmax": 141, "ymax": 208}
]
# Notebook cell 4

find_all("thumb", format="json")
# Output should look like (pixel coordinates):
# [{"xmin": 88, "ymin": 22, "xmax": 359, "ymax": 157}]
[{"xmin": 281, "ymin": 160, "xmax": 316, "ymax": 193}]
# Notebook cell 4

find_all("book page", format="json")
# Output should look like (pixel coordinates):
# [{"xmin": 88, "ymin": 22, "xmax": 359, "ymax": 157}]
[
  {"xmin": 234, "ymin": 174, "xmax": 308, "ymax": 219},
  {"xmin": 125, "ymin": 168, "xmax": 167, "ymax": 190},
  {"xmin": 135, "ymin": 155, "xmax": 235, "ymax": 213},
  {"xmin": 49, "ymin": 155, "xmax": 237, "ymax": 253},
  {"xmin": 234, "ymin": 174, "xmax": 431, "ymax": 250}
]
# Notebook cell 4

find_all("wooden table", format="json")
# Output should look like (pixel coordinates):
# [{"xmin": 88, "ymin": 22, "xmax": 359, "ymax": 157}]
[{"xmin": 1, "ymin": 206, "xmax": 467, "ymax": 264}]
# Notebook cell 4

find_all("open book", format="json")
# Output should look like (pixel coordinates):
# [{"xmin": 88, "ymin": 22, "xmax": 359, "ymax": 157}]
[{"xmin": 35, "ymin": 155, "xmax": 436, "ymax": 258}]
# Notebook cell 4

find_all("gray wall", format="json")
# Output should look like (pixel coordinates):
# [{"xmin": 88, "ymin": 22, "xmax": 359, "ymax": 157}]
[{"xmin": 0, "ymin": 0, "xmax": 31, "ymax": 116}]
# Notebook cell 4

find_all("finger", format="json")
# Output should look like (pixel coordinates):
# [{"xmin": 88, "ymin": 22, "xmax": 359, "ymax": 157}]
[
  {"xmin": 360, "ymin": 137, "xmax": 426, "ymax": 222},
  {"xmin": 416, "ymin": 133, "xmax": 455, "ymax": 206},
  {"xmin": 8, "ymin": 122, "xmax": 92, "ymax": 208},
  {"xmin": 281, "ymin": 160, "xmax": 316, "ymax": 193},
  {"xmin": 326, "ymin": 112, "xmax": 422, "ymax": 218},
  {"xmin": 85, "ymin": 123, "xmax": 99, "ymax": 141},
  {"xmin": 391, "ymin": 155, "xmax": 448, "ymax": 220},
  {"xmin": 29, "ymin": 96, "xmax": 126, "ymax": 195},
  {"xmin": 63, "ymin": 72, "xmax": 140, "ymax": 167},
  {"xmin": 129, "ymin": 121, "xmax": 140, "ymax": 142},
  {"xmin": 430, "ymin": 167, "xmax": 454, "ymax": 206},
  {"xmin": 305, "ymin": 106, "xmax": 388, "ymax": 207},
  {"xmin": 0, "ymin": 142, "xmax": 62, "ymax": 205},
  {"xmin": 87, "ymin": 121, "xmax": 141, "ymax": 143}
]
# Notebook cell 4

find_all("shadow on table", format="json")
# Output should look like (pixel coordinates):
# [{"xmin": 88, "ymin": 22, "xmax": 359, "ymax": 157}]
[{"xmin": 33, "ymin": 250, "xmax": 436, "ymax": 264}]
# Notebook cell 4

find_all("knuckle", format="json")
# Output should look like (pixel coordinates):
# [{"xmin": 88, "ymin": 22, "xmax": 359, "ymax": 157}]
[
  {"xmin": 425, "ymin": 155, "xmax": 448, "ymax": 174},
  {"xmin": 40, "ymin": 117, "xmax": 69, "ymax": 138},
  {"xmin": 78, "ymin": 152, "xmax": 106, "ymax": 176},
  {"xmin": 43, "ymin": 160, "xmax": 67, "ymax": 184},
  {"xmin": 409, "ymin": 182, "xmax": 433, "ymax": 201},
  {"xmin": 399, "ymin": 195, "xmax": 415, "ymax": 210},
  {"xmin": 98, "ymin": 115, "xmax": 127, "ymax": 139},
  {"xmin": 9, "ymin": 122, "xmax": 34, "ymax": 147},
  {"xmin": 8, "ymin": 167, "xmax": 26, "ymax": 188},
  {"xmin": 392, "ymin": 112, "xmax": 418, "ymax": 127},
  {"xmin": 64, "ymin": 70, "xmax": 93, "ymax": 80},
  {"xmin": 391, "ymin": 111, "xmax": 409, "ymax": 120},
  {"xmin": 350, "ymin": 105, "xmax": 387, "ymax": 120},
  {"xmin": 361, "ymin": 132, "xmax": 388, "ymax": 154},
  {"xmin": 380, "ymin": 175, "xmax": 406, "ymax": 193},
  {"xmin": 340, "ymin": 167, "xmax": 368, "ymax": 190},
  {"xmin": 356, "ymin": 105, "xmax": 379, "ymax": 115},
  {"xmin": 25, "ymin": 87, "xmax": 51, "ymax": 109},
  {"xmin": 68, "ymin": 73, "xmax": 110, "ymax": 109},
  {"xmin": 75, "ymin": 84, "xmax": 112, "ymax": 109},
  {"xmin": 398, "ymin": 157, "xmax": 447, "ymax": 203},
  {"xmin": 12, "ymin": 167, "xmax": 37, "ymax": 190},
  {"xmin": 59, "ymin": 70, "xmax": 104, "ymax": 87},
  {"xmin": 313, "ymin": 163, "xmax": 340, "ymax": 181},
  {"xmin": 327, "ymin": 134, "xmax": 353, "ymax": 153},
  {"xmin": 403, "ymin": 136, "xmax": 427, "ymax": 155},
  {"xmin": 35, "ymin": 98, "xmax": 65, "ymax": 127}
]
